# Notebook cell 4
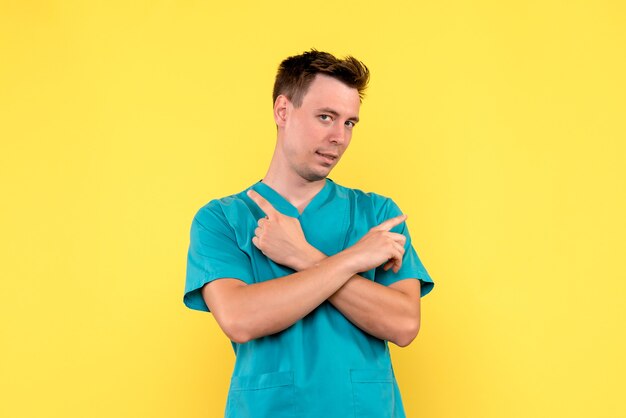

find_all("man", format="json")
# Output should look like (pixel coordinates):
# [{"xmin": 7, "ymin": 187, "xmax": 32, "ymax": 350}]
[{"xmin": 184, "ymin": 49, "xmax": 435, "ymax": 418}]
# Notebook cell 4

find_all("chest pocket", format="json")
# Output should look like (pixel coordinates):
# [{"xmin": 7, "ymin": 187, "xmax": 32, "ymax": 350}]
[
  {"xmin": 227, "ymin": 371, "xmax": 295, "ymax": 418},
  {"xmin": 351, "ymin": 369, "xmax": 395, "ymax": 418}
]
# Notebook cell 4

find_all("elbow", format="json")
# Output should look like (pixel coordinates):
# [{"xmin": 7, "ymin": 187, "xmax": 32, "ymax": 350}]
[
  {"xmin": 212, "ymin": 304, "xmax": 254, "ymax": 344},
  {"xmin": 229, "ymin": 333, "xmax": 252, "ymax": 345},
  {"xmin": 201, "ymin": 281, "xmax": 255, "ymax": 344},
  {"xmin": 225, "ymin": 327, "xmax": 252, "ymax": 345},
  {"xmin": 221, "ymin": 314, "xmax": 253, "ymax": 344},
  {"xmin": 393, "ymin": 318, "xmax": 421, "ymax": 348},
  {"xmin": 205, "ymin": 289, "xmax": 254, "ymax": 344}
]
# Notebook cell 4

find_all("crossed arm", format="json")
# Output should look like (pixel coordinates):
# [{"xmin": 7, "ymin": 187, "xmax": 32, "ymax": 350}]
[
  {"xmin": 201, "ymin": 189, "xmax": 422, "ymax": 347},
  {"xmin": 297, "ymin": 247, "xmax": 421, "ymax": 347}
]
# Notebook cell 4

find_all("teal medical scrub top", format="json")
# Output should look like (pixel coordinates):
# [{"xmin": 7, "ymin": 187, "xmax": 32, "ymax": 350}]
[{"xmin": 184, "ymin": 178, "xmax": 434, "ymax": 418}]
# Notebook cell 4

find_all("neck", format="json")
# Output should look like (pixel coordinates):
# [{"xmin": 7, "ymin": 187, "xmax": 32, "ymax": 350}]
[{"xmin": 261, "ymin": 147, "xmax": 327, "ymax": 212}]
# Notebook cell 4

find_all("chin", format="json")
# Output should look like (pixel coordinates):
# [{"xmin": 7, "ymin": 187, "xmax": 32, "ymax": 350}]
[{"xmin": 301, "ymin": 168, "xmax": 330, "ymax": 182}]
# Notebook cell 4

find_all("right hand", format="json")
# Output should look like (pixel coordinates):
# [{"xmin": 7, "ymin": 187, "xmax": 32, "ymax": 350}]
[
  {"xmin": 246, "ymin": 189, "xmax": 312, "ymax": 270},
  {"xmin": 343, "ymin": 214, "xmax": 408, "ymax": 274}
]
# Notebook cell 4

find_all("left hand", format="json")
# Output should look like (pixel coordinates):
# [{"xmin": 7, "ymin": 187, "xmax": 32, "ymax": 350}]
[{"xmin": 247, "ymin": 189, "xmax": 318, "ymax": 270}]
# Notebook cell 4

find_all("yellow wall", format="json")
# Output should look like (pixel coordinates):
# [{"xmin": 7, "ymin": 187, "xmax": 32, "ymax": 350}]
[{"xmin": 1, "ymin": 1, "xmax": 625, "ymax": 417}]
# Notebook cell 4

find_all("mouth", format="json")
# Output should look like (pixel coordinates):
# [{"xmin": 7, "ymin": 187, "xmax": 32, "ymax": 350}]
[{"xmin": 315, "ymin": 151, "xmax": 338, "ymax": 165}]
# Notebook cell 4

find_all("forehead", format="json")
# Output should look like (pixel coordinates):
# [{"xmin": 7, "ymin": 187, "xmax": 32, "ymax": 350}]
[{"xmin": 300, "ymin": 74, "xmax": 361, "ymax": 111}]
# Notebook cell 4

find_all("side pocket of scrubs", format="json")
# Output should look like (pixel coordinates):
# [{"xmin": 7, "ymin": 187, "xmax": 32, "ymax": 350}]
[
  {"xmin": 351, "ymin": 369, "xmax": 394, "ymax": 418},
  {"xmin": 226, "ymin": 371, "xmax": 295, "ymax": 418}
]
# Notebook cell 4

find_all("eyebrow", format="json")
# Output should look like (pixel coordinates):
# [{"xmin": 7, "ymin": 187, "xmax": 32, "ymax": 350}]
[{"xmin": 316, "ymin": 107, "xmax": 360, "ymax": 123}]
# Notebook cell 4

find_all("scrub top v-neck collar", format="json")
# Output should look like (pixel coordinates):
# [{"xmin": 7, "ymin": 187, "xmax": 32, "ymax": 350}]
[{"xmin": 251, "ymin": 177, "xmax": 333, "ymax": 219}]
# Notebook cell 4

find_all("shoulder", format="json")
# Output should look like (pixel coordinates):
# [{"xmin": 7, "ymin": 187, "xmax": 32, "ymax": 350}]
[{"xmin": 191, "ymin": 187, "xmax": 251, "ymax": 231}]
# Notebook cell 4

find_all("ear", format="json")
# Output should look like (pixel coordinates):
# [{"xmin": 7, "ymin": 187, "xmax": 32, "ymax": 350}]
[{"xmin": 273, "ymin": 95, "xmax": 290, "ymax": 127}]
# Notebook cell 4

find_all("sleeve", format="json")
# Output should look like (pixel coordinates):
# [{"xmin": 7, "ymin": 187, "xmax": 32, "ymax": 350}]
[
  {"xmin": 183, "ymin": 204, "xmax": 255, "ymax": 312},
  {"xmin": 373, "ymin": 198, "xmax": 435, "ymax": 298}
]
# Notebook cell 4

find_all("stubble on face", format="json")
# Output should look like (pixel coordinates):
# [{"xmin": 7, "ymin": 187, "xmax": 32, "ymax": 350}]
[
  {"xmin": 294, "ymin": 159, "xmax": 330, "ymax": 182},
  {"xmin": 282, "ymin": 142, "xmax": 330, "ymax": 182},
  {"xmin": 281, "ymin": 74, "xmax": 360, "ymax": 183}
]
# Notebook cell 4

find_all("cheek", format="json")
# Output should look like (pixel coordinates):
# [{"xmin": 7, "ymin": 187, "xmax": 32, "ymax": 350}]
[{"xmin": 343, "ymin": 131, "xmax": 353, "ymax": 148}]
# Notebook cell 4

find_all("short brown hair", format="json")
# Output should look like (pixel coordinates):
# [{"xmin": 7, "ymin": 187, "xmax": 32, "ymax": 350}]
[{"xmin": 273, "ymin": 49, "xmax": 370, "ymax": 108}]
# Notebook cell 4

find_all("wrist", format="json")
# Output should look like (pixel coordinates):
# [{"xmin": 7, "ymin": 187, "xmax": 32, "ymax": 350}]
[
  {"xmin": 327, "ymin": 248, "xmax": 360, "ymax": 277},
  {"xmin": 294, "ymin": 245, "xmax": 327, "ymax": 271},
  {"xmin": 331, "ymin": 249, "xmax": 361, "ymax": 277}
]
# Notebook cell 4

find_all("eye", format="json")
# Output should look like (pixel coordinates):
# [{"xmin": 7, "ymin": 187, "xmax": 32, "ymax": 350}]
[
  {"xmin": 345, "ymin": 120, "xmax": 356, "ymax": 128},
  {"xmin": 319, "ymin": 114, "xmax": 332, "ymax": 122}
]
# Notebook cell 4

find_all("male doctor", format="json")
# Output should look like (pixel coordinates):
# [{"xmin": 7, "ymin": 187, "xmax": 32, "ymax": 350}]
[{"xmin": 184, "ymin": 49, "xmax": 435, "ymax": 418}]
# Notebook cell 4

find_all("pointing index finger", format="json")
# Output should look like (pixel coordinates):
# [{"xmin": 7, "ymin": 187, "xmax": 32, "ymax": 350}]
[
  {"xmin": 247, "ymin": 189, "xmax": 278, "ymax": 219},
  {"xmin": 375, "ymin": 214, "xmax": 408, "ymax": 232}
]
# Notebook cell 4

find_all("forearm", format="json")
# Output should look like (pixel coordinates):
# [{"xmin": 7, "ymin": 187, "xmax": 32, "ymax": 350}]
[
  {"xmin": 297, "ymin": 249, "xmax": 420, "ymax": 346},
  {"xmin": 222, "ymin": 251, "xmax": 356, "ymax": 342}
]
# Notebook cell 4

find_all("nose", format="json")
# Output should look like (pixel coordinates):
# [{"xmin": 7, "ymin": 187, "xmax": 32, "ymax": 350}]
[{"xmin": 330, "ymin": 122, "xmax": 346, "ymax": 145}]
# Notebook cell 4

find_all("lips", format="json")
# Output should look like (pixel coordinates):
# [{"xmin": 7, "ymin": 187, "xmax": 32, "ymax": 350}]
[
  {"xmin": 316, "ymin": 151, "xmax": 338, "ymax": 160},
  {"xmin": 315, "ymin": 151, "xmax": 338, "ymax": 165}
]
